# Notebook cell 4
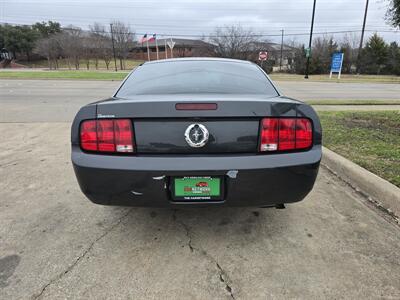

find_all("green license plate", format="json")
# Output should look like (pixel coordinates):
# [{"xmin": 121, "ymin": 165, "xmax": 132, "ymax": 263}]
[{"xmin": 173, "ymin": 176, "xmax": 222, "ymax": 200}]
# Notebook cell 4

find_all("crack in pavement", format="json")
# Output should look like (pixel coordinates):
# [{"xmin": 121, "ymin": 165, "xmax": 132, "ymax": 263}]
[
  {"xmin": 32, "ymin": 208, "xmax": 133, "ymax": 300},
  {"xmin": 172, "ymin": 210, "xmax": 236, "ymax": 299},
  {"xmin": 172, "ymin": 209, "xmax": 195, "ymax": 253}
]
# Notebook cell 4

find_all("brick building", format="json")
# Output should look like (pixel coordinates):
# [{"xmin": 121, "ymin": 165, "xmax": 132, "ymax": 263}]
[{"xmin": 130, "ymin": 38, "xmax": 213, "ymax": 61}]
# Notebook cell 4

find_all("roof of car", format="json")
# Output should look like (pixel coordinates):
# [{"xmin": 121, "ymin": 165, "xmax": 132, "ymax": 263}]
[{"xmin": 143, "ymin": 57, "xmax": 253, "ymax": 65}]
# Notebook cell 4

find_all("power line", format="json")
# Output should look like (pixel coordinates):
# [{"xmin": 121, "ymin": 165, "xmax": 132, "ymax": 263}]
[
  {"xmin": 1, "ymin": 0, "xmax": 380, "ymax": 5},
  {"xmin": 2, "ymin": 13, "xmax": 390, "ymax": 27},
  {"xmin": 1, "ymin": 21, "xmax": 398, "ymax": 38},
  {"xmin": 1, "ymin": 17, "xmax": 395, "ymax": 33}
]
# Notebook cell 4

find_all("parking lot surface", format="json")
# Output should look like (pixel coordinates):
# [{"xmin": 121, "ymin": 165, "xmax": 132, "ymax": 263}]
[{"xmin": 1, "ymin": 79, "xmax": 400, "ymax": 299}]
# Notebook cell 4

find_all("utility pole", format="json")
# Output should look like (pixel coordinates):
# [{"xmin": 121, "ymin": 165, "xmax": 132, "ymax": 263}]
[
  {"xmin": 279, "ymin": 29, "xmax": 284, "ymax": 71},
  {"xmin": 356, "ymin": 0, "xmax": 369, "ymax": 74},
  {"xmin": 110, "ymin": 23, "xmax": 118, "ymax": 72},
  {"xmin": 305, "ymin": 0, "xmax": 317, "ymax": 79}
]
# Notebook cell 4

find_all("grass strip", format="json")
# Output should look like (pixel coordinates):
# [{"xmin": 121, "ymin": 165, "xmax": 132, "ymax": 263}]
[
  {"xmin": 0, "ymin": 70, "xmax": 129, "ymax": 80},
  {"xmin": 319, "ymin": 110, "xmax": 400, "ymax": 188},
  {"xmin": 308, "ymin": 99, "xmax": 400, "ymax": 105}
]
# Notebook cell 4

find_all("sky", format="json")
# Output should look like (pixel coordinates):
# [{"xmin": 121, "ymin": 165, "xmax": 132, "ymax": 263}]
[{"xmin": 1, "ymin": 0, "xmax": 399, "ymax": 44}]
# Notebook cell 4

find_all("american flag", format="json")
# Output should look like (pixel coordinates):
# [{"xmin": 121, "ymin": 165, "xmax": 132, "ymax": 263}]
[{"xmin": 139, "ymin": 34, "xmax": 156, "ymax": 44}]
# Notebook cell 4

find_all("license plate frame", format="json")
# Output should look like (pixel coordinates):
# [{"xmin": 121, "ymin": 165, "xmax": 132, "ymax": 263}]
[{"xmin": 171, "ymin": 176, "xmax": 224, "ymax": 201}]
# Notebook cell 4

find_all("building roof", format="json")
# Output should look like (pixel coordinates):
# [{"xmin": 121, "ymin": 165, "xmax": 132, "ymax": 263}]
[
  {"xmin": 133, "ymin": 38, "xmax": 295, "ymax": 53},
  {"xmin": 134, "ymin": 38, "xmax": 213, "ymax": 49},
  {"xmin": 143, "ymin": 57, "xmax": 253, "ymax": 65},
  {"xmin": 248, "ymin": 41, "xmax": 296, "ymax": 52}
]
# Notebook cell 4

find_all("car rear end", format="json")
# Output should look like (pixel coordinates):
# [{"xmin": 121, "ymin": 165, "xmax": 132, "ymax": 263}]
[{"xmin": 71, "ymin": 59, "xmax": 322, "ymax": 207}]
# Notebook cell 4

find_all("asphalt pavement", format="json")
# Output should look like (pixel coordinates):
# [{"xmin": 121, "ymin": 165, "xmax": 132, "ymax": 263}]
[
  {"xmin": 276, "ymin": 80, "xmax": 400, "ymax": 101},
  {"xmin": 1, "ymin": 79, "xmax": 400, "ymax": 299},
  {"xmin": 0, "ymin": 79, "xmax": 399, "ymax": 122}
]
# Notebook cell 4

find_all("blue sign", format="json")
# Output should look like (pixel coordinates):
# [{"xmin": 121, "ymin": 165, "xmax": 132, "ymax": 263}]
[{"xmin": 331, "ymin": 52, "xmax": 344, "ymax": 73}]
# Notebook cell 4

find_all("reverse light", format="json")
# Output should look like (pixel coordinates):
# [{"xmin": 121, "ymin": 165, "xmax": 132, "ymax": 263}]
[
  {"xmin": 80, "ymin": 119, "xmax": 134, "ymax": 153},
  {"xmin": 259, "ymin": 118, "xmax": 312, "ymax": 152}
]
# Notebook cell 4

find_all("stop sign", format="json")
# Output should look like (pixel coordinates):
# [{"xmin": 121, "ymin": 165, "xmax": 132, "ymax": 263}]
[{"xmin": 259, "ymin": 51, "xmax": 268, "ymax": 61}]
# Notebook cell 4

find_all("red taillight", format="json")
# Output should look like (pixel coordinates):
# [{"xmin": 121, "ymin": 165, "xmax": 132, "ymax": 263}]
[
  {"xmin": 97, "ymin": 120, "xmax": 115, "ymax": 152},
  {"xmin": 278, "ymin": 119, "xmax": 296, "ymax": 150},
  {"xmin": 295, "ymin": 118, "xmax": 313, "ymax": 149},
  {"xmin": 259, "ymin": 118, "xmax": 312, "ymax": 152},
  {"xmin": 260, "ymin": 118, "xmax": 278, "ymax": 151},
  {"xmin": 80, "ymin": 119, "xmax": 134, "ymax": 153},
  {"xmin": 80, "ymin": 120, "xmax": 97, "ymax": 151}
]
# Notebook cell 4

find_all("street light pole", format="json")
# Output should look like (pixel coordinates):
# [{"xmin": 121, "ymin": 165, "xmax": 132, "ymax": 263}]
[
  {"xmin": 110, "ymin": 23, "xmax": 118, "ymax": 72},
  {"xmin": 279, "ymin": 29, "xmax": 284, "ymax": 71},
  {"xmin": 356, "ymin": 0, "xmax": 369, "ymax": 74},
  {"xmin": 305, "ymin": 0, "xmax": 317, "ymax": 79}
]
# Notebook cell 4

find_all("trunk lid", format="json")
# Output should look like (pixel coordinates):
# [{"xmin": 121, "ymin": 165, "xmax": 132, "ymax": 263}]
[{"xmin": 96, "ymin": 94, "xmax": 300, "ymax": 154}]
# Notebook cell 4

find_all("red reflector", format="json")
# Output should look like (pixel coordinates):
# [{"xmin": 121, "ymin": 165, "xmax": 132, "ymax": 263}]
[
  {"xmin": 259, "ymin": 118, "xmax": 313, "ymax": 152},
  {"xmin": 80, "ymin": 119, "xmax": 134, "ymax": 153},
  {"xmin": 278, "ymin": 119, "xmax": 296, "ymax": 150},
  {"xmin": 295, "ymin": 118, "xmax": 312, "ymax": 149},
  {"xmin": 80, "ymin": 120, "xmax": 97, "ymax": 151},
  {"xmin": 260, "ymin": 118, "xmax": 278, "ymax": 151},
  {"xmin": 175, "ymin": 103, "xmax": 218, "ymax": 110}
]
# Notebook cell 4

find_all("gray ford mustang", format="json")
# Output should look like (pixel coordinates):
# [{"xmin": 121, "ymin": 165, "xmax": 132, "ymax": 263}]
[{"xmin": 71, "ymin": 58, "xmax": 322, "ymax": 207}]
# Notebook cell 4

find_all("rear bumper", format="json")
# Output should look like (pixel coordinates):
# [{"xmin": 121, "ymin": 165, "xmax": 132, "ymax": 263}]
[{"xmin": 71, "ymin": 146, "xmax": 322, "ymax": 207}]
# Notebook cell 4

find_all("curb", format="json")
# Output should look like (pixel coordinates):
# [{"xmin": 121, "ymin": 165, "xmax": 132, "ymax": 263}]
[{"xmin": 321, "ymin": 146, "xmax": 400, "ymax": 220}]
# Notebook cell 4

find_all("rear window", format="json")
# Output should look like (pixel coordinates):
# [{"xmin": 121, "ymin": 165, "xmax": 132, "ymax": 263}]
[{"xmin": 116, "ymin": 60, "xmax": 279, "ymax": 97}]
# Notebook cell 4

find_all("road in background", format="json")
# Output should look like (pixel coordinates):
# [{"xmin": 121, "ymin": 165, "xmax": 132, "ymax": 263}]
[
  {"xmin": 276, "ymin": 80, "xmax": 400, "ymax": 101},
  {"xmin": 1, "ymin": 79, "xmax": 399, "ymax": 122},
  {"xmin": 0, "ymin": 80, "xmax": 118, "ymax": 122}
]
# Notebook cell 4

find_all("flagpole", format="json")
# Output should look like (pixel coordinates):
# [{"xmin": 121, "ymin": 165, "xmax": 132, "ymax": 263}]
[
  {"xmin": 155, "ymin": 35, "xmax": 159, "ymax": 60},
  {"xmin": 170, "ymin": 38, "xmax": 173, "ymax": 58},
  {"xmin": 165, "ymin": 39, "xmax": 168, "ymax": 59},
  {"xmin": 146, "ymin": 39, "xmax": 150, "ymax": 61}
]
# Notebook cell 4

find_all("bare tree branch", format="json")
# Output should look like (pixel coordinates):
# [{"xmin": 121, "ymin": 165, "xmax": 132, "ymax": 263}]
[{"xmin": 110, "ymin": 21, "xmax": 135, "ymax": 70}]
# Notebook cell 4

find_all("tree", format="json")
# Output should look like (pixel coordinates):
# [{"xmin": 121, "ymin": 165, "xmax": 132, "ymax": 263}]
[
  {"xmin": 339, "ymin": 33, "xmax": 359, "ymax": 73},
  {"xmin": 0, "ymin": 24, "xmax": 39, "ymax": 60},
  {"xmin": 56, "ymin": 26, "xmax": 83, "ymax": 69},
  {"xmin": 208, "ymin": 25, "xmax": 258, "ymax": 60},
  {"xmin": 32, "ymin": 21, "xmax": 61, "ymax": 37},
  {"xmin": 309, "ymin": 36, "xmax": 338, "ymax": 74},
  {"xmin": 384, "ymin": 42, "xmax": 400, "ymax": 75},
  {"xmin": 89, "ymin": 23, "xmax": 112, "ymax": 69},
  {"xmin": 34, "ymin": 35, "xmax": 61, "ymax": 69},
  {"xmin": 102, "ymin": 41, "xmax": 114, "ymax": 70},
  {"xmin": 293, "ymin": 45, "xmax": 307, "ymax": 74},
  {"xmin": 360, "ymin": 33, "xmax": 388, "ymax": 74},
  {"xmin": 82, "ymin": 37, "xmax": 93, "ymax": 70},
  {"xmin": 19, "ymin": 26, "xmax": 40, "ymax": 61},
  {"xmin": 386, "ymin": 0, "xmax": 400, "ymax": 29},
  {"xmin": 110, "ymin": 21, "xmax": 134, "ymax": 70},
  {"xmin": 0, "ymin": 26, "xmax": 5, "ymax": 50}
]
